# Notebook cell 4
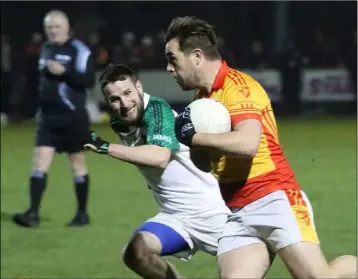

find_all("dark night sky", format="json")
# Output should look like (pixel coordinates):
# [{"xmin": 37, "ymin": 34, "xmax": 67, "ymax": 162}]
[{"xmin": 1, "ymin": 1, "xmax": 356, "ymax": 52}]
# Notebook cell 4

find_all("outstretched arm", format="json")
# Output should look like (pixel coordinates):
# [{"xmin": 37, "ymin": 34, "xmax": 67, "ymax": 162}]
[
  {"xmin": 86, "ymin": 98, "xmax": 180, "ymax": 169},
  {"xmin": 84, "ymin": 131, "xmax": 172, "ymax": 169},
  {"xmin": 107, "ymin": 143, "xmax": 171, "ymax": 169}
]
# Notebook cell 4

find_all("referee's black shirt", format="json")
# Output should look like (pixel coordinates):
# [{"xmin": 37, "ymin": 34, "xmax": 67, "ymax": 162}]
[{"xmin": 38, "ymin": 38, "xmax": 95, "ymax": 115}]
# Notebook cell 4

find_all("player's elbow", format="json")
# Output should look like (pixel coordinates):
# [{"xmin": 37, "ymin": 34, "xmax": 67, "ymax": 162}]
[
  {"xmin": 232, "ymin": 120, "xmax": 261, "ymax": 158},
  {"xmin": 230, "ymin": 146, "xmax": 258, "ymax": 158},
  {"xmin": 241, "ymin": 145, "xmax": 259, "ymax": 158},
  {"xmin": 155, "ymin": 149, "xmax": 171, "ymax": 169},
  {"xmin": 232, "ymin": 137, "xmax": 260, "ymax": 158},
  {"xmin": 156, "ymin": 158, "xmax": 170, "ymax": 169}
]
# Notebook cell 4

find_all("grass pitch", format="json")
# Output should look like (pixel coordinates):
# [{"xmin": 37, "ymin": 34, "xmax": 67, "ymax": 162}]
[{"xmin": 1, "ymin": 117, "xmax": 356, "ymax": 278}]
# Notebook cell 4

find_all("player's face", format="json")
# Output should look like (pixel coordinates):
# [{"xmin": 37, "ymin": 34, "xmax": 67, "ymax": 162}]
[
  {"xmin": 165, "ymin": 39, "xmax": 199, "ymax": 91},
  {"xmin": 104, "ymin": 78, "xmax": 144, "ymax": 125},
  {"xmin": 44, "ymin": 14, "xmax": 69, "ymax": 45}
]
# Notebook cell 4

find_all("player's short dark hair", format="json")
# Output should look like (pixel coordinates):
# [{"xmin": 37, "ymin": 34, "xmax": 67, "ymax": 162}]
[
  {"xmin": 166, "ymin": 16, "xmax": 220, "ymax": 60},
  {"xmin": 99, "ymin": 63, "xmax": 138, "ymax": 92}
]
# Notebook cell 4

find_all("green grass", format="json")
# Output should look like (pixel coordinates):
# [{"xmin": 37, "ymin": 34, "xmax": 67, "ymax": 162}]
[{"xmin": 1, "ymin": 117, "xmax": 356, "ymax": 278}]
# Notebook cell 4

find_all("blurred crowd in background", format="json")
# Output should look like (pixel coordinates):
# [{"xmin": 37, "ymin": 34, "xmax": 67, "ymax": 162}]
[{"xmin": 1, "ymin": 1, "xmax": 357, "ymax": 121}]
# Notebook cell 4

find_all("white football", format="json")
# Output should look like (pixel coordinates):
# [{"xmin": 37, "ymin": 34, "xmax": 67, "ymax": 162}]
[{"xmin": 188, "ymin": 98, "xmax": 231, "ymax": 133}]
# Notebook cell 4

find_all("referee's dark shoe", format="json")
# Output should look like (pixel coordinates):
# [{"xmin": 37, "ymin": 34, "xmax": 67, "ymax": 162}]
[
  {"xmin": 67, "ymin": 212, "xmax": 90, "ymax": 227},
  {"xmin": 13, "ymin": 210, "xmax": 40, "ymax": 228}
]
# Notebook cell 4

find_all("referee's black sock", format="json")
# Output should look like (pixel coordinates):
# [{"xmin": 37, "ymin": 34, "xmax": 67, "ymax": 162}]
[
  {"xmin": 74, "ymin": 174, "xmax": 89, "ymax": 214},
  {"xmin": 29, "ymin": 170, "xmax": 47, "ymax": 215}
]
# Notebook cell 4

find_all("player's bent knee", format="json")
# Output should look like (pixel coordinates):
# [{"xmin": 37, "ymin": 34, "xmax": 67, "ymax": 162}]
[
  {"xmin": 218, "ymin": 268, "xmax": 238, "ymax": 279},
  {"xmin": 122, "ymin": 238, "xmax": 146, "ymax": 269},
  {"xmin": 328, "ymin": 255, "xmax": 357, "ymax": 279},
  {"xmin": 122, "ymin": 232, "xmax": 160, "ymax": 269}
]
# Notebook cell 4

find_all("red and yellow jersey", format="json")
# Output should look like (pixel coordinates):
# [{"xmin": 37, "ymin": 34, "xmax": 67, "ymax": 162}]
[{"xmin": 195, "ymin": 61, "xmax": 300, "ymax": 208}]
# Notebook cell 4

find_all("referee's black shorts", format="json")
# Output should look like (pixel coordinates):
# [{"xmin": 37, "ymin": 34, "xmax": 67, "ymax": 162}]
[{"xmin": 35, "ymin": 109, "xmax": 89, "ymax": 154}]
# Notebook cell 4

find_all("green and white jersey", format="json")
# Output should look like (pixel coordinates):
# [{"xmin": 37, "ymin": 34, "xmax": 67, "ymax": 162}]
[
  {"xmin": 144, "ymin": 95, "xmax": 180, "ymax": 150},
  {"xmin": 111, "ymin": 93, "xmax": 229, "ymax": 218},
  {"xmin": 111, "ymin": 94, "xmax": 179, "ymax": 150}
]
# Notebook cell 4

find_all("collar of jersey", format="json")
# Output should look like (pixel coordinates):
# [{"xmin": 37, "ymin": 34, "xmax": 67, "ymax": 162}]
[
  {"xmin": 211, "ymin": 60, "xmax": 230, "ymax": 91},
  {"xmin": 143, "ymin": 92, "xmax": 150, "ymax": 110}
]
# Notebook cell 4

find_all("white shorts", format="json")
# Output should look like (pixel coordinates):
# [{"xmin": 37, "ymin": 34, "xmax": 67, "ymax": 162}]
[
  {"xmin": 218, "ymin": 189, "xmax": 320, "ymax": 256},
  {"xmin": 143, "ymin": 211, "xmax": 228, "ymax": 260}
]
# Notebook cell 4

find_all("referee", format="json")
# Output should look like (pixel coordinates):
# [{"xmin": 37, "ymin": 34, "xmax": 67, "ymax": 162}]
[{"xmin": 13, "ymin": 10, "xmax": 95, "ymax": 227}]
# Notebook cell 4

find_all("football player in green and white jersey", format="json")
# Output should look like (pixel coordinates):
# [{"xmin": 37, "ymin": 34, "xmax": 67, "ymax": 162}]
[{"xmin": 84, "ymin": 64, "xmax": 229, "ymax": 279}]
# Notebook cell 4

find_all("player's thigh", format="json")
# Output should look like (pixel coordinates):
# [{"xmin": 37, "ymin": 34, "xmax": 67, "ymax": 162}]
[
  {"xmin": 217, "ymin": 242, "xmax": 271, "ymax": 279},
  {"xmin": 185, "ymin": 212, "xmax": 228, "ymax": 256},
  {"xmin": 265, "ymin": 190, "xmax": 328, "ymax": 278},
  {"xmin": 217, "ymin": 213, "xmax": 272, "ymax": 279},
  {"xmin": 121, "ymin": 231, "xmax": 162, "ymax": 269},
  {"xmin": 278, "ymin": 242, "xmax": 330, "ymax": 278},
  {"xmin": 265, "ymin": 189, "xmax": 320, "ymax": 252},
  {"xmin": 123, "ymin": 231, "xmax": 163, "ymax": 261},
  {"xmin": 131, "ymin": 213, "xmax": 193, "ymax": 259}
]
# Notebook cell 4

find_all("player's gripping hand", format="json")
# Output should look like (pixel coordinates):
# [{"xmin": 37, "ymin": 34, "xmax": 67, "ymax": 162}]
[
  {"xmin": 84, "ymin": 131, "xmax": 109, "ymax": 154},
  {"xmin": 175, "ymin": 107, "xmax": 196, "ymax": 147}
]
